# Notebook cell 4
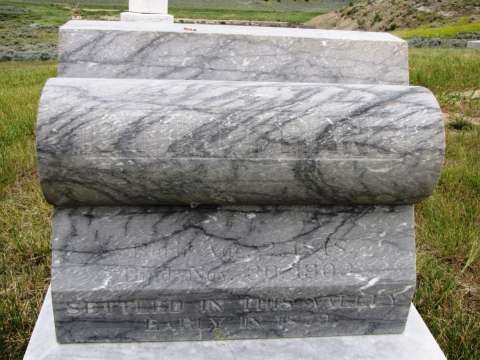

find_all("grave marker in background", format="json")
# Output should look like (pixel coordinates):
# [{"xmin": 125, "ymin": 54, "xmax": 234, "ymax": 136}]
[{"xmin": 467, "ymin": 40, "xmax": 480, "ymax": 49}]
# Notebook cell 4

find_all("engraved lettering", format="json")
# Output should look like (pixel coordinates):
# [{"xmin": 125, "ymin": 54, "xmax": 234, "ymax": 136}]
[
  {"xmin": 64, "ymin": 291, "xmax": 401, "ymax": 320},
  {"xmin": 146, "ymin": 319, "xmax": 158, "ymax": 331},
  {"xmin": 200, "ymin": 300, "xmax": 224, "ymax": 313},
  {"xmin": 210, "ymin": 244, "xmax": 239, "ymax": 261},
  {"xmin": 66, "ymin": 302, "xmax": 84, "ymax": 315},
  {"xmin": 208, "ymin": 317, "xmax": 225, "ymax": 329},
  {"xmin": 146, "ymin": 318, "xmax": 200, "ymax": 332},
  {"xmin": 241, "ymin": 298, "xmax": 292, "ymax": 312},
  {"xmin": 240, "ymin": 316, "xmax": 262, "ymax": 329},
  {"xmin": 296, "ymin": 263, "xmax": 336, "ymax": 279},
  {"xmin": 323, "ymin": 263, "xmax": 336, "ymax": 277}
]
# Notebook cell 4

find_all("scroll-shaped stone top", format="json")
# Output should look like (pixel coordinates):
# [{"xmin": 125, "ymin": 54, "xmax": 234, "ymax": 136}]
[
  {"xmin": 58, "ymin": 20, "xmax": 408, "ymax": 85},
  {"xmin": 37, "ymin": 78, "xmax": 445, "ymax": 206}
]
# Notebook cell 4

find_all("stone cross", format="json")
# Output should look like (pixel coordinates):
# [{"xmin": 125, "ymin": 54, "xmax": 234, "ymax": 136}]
[{"xmin": 120, "ymin": 0, "xmax": 173, "ymax": 22}]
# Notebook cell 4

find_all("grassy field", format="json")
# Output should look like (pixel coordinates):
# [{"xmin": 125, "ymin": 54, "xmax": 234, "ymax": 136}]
[
  {"xmin": 0, "ymin": 1, "xmax": 322, "ymax": 22},
  {"xmin": 0, "ymin": 61, "xmax": 54, "ymax": 360},
  {"xmin": 0, "ymin": 50, "xmax": 480, "ymax": 359},
  {"xmin": 409, "ymin": 48, "xmax": 480, "ymax": 359},
  {"xmin": 169, "ymin": 8, "xmax": 321, "ymax": 23},
  {"xmin": 0, "ymin": 1, "xmax": 322, "ymax": 60},
  {"xmin": 5, "ymin": 0, "xmax": 346, "ymax": 12},
  {"xmin": 395, "ymin": 18, "xmax": 480, "ymax": 39}
]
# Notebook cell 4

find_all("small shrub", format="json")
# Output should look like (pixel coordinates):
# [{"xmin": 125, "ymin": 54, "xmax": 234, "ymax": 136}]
[
  {"xmin": 372, "ymin": 13, "xmax": 382, "ymax": 24},
  {"xmin": 448, "ymin": 117, "xmax": 474, "ymax": 131},
  {"xmin": 387, "ymin": 22, "xmax": 397, "ymax": 31}
]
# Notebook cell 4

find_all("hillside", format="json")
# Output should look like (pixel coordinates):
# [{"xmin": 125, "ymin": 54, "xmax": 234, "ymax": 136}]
[{"xmin": 307, "ymin": 0, "xmax": 480, "ymax": 32}]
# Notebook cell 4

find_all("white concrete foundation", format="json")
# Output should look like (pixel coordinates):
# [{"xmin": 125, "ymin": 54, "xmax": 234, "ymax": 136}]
[{"xmin": 24, "ymin": 287, "xmax": 446, "ymax": 360}]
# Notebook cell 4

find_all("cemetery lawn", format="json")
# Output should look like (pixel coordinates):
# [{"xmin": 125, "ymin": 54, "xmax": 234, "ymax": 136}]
[
  {"xmin": 0, "ymin": 1, "xmax": 321, "ymax": 25},
  {"xmin": 394, "ymin": 18, "xmax": 480, "ymax": 39},
  {"xmin": 0, "ymin": 1, "xmax": 321, "ymax": 61},
  {"xmin": 170, "ymin": 8, "xmax": 322, "ymax": 23},
  {"xmin": 0, "ymin": 49, "xmax": 479, "ymax": 359}
]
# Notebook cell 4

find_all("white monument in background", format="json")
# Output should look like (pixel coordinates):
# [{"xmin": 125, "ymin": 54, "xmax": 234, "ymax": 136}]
[{"xmin": 121, "ymin": 0, "xmax": 173, "ymax": 22}]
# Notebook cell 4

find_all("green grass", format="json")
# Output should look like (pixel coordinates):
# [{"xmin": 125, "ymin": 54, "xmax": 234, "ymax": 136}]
[
  {"xmin": 0, "ymin": 2, "xmax": 69, "ymax": 59},
  {"xmin": 0, "ymin": 1, "xmax": 320, "ymax": 59},
  {"xmin": 0, "ymin": 1, "xmax": 71, "ymax": 26},
  {"xmin": 0, "ymin": 61, "xmax": 55, "ymax": 360},
  {"xmin": 0, "ymin": 62, "xmax": 56, "ymax": 190},
  {"xmin": 169, "ymin": 8, "xmax": 322, "ymax": 23},
  {"xmin": 395, "ymin": 18, "xmax": 480, "ymax": 39},
  {"xmin": 0, "ymin": 1, "xmax": 321, "ymax": 23},
  {"xmin": 414, "ymin": 123, "xmax": 480, "ymax": 357},
  {"xmin": 410, "ymin": 48, "xmax": 480, "ymax": 92},
  {"xmin": 0, "ymin": 50, "xmax": 480, "ymax": 360},
  {"xmin": 410, "ymin": 48, "xmax": 480, "ymax": 360},
  {"xmin": 3, "ymin": 0, "xmax": 343, "ymax": 12},
  {"xmin": 410, "ymin": 48, "xmax": 480, "ymax": 119}
]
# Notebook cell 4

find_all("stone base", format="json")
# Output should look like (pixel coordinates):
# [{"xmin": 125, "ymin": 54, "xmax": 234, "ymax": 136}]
[
  {"xmin": 467, "ymin": 40, "xmax": 480, "ymax": 49},
  {"xmin": 51, "ymin": 206, "xmax": 416, "ymax": 342},
  {"xmin": 24, "ymin": 287, "xmax": 446, "ymax": 360},
  {"xmin": 120, "ymin": 12, "xmax": 174, "ymax": 23}
]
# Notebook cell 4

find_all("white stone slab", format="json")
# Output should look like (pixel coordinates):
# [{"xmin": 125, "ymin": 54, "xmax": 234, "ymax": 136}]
[
  {"xmin": 467, "ymin": 40, "xmax": 480, "ymax": 49},
  {"xmin": 58, "ymin": 20, "xmax": 408, "ymax": 85},
  {"xmin": 128, "ymin": 0, "xmax": 168, "ymax": 14},
  {"xmin": 24, "ymin": 287, "xmax": 446, "ymax": 360},
  {"xmin": 120, "ymin": 13, "xmax": 174, "ymax": 22}
]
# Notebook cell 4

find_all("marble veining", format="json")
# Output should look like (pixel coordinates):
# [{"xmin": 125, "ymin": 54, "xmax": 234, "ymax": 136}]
[
  {"xmin": 58, "ymin": 21, "xmax": 408, "ymax": 85},
  {"xmin": 51, "ymin": 205, "xmax": 416, "ymax": 342},
  {"xmin": 37, "ymin": 78, "xmax": 445, "ymax": 206}
]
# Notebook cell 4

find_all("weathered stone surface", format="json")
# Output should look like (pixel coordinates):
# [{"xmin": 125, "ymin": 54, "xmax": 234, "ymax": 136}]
[
  {"xmin": 51, "ymin": 205, "xmax": 416, "ymax": 343},
  {"xmin": 58, "ymin": 20, "xmax": 408, "ymax": 85},
  {"xmin": 24, "ymin": 289, "xmax": 447, "ymax": 360},
  {"xmin": 37, "ymin": 78, "xmax": 444, "ymax": 207}
]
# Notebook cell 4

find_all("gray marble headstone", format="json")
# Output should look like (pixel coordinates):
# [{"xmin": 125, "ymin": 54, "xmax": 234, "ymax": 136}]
[
  {"xmin": 27, "ymin": 18, "xmax": 445, "ymax": 353},
  {"xmin": 58, "ymin": 21, "xmax": 409, "ymax": 85},
  {"xmin": 37, "ymin": 78, "xmax": 444, "ymax": 207},
  {"xmin": 52, "ymin": 205, "xmax": 415, "ymax": 343}
]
